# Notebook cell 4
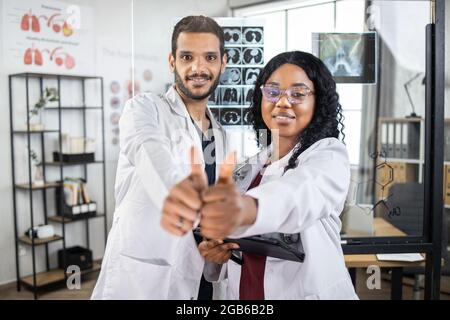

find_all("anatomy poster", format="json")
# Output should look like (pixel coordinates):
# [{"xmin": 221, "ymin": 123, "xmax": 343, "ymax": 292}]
[
  {"xmin": 2, "ymin": 0, "xmax": 95, "ymax": 74},
  {"xmin": 98, "ymin": 40, "xmax": 160, "ymax": 160}
]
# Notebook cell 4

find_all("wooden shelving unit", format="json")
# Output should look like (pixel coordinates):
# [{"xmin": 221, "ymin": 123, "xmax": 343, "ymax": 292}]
[
  {"xmin": 48, "ymin": 214, "xmax": 105, "ymax": 223},
  {"xmin": 18, "ymin": 235, "xmax": 63, "ymax": 246},
  {"xmin": 20, "ymin": 260, "xmax": 101, "ymax": 288},
  {"xmin": 15, "ymin": 182, "xmax": 61, "ymax": 190},
  {"xmin": 9, "ymin": 72, "xmax": 108, "ymax": 299}
]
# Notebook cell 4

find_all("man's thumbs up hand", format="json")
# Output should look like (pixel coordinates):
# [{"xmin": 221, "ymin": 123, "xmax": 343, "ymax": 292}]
[{"xmin": 161, "ymin": 146, "xmax": 206, "ymax": 236}]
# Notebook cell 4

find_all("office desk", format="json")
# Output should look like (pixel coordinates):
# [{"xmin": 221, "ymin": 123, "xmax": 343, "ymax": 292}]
[{"xmin": 343, "ymin": 218, "xmax": 425, "ymax": 300}]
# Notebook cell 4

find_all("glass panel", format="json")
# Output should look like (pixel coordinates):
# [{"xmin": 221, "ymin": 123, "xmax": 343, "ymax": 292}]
[
  {"xmin": 250, "ymin": 11, "xmax": 286, "ymax": 63},
  {"xmin": 131, "ymin": 0, "xmax": 434, "ymax": 240},
  {"xmin": 239, "ymin": 0, "xmax": 433, "ymax": 239},
  {"xmin": 287, "ymin": 3, "xmax": 335, "ymax": 52}
]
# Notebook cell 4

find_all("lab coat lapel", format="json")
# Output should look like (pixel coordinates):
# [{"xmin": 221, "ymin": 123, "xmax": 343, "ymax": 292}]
[
  {"xmin": 234, "ymin": 147, "xmax": 269, "ymax": 193},
  {"xmin": 206, "ymin": 107, "xmax": 226, "ymax": 182},
  {"xmin": 165, "ymin": 86, "xmax": 204, "ymax": 168},
  {"xmin": 262, "ymin": 143, "xmax": 298, "ymax": 180}
]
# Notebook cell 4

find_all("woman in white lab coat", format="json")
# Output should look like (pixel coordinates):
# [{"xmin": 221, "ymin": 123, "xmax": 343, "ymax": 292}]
[{"xmin": 199, "ymin": 51, "xmax": 358, "ymax": 300}]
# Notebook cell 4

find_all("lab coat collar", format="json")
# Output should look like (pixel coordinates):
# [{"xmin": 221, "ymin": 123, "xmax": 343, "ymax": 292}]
[
  {"xmin": 165, "ymin": 85, "xmax": 224, "ymax": 131},
  {"xmin": 165, "ymin": 85, "xmax": 188, "ymax": 118},
  {"xmin": 263, "ymin": 142, "xmax": 300, "ymax": 177},
  {"xmin": 165, "ymin": 85, "xmax": 226, "ymax": 181}
]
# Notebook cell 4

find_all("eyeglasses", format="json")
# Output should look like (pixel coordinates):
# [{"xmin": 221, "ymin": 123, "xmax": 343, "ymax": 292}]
[{"xmin": 260, "ymin": 85, "xmax": 314, "ymax": 105}]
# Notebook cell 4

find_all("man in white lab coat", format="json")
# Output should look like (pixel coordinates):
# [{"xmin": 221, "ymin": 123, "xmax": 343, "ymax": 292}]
[{"xmin": 91, "ymin": 15, "xmax": 228, "ymax": 299}]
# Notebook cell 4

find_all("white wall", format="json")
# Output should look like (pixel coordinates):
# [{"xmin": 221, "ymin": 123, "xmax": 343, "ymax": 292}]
[{"xmin": 0, "ymin": 0, "xmax": 228, "ymax": 286}]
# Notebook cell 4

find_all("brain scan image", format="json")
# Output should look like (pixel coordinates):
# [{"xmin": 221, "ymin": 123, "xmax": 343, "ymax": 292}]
[
  {"xmin": 243, "ymin": 27, "xmax": 263, "ymax": 45},
  {"xmin": 220, "ymin": 68, "xmax": 242, "ymax": 85},
  {"xmin": 243, "ymin": 47, "xmax": 264, "ymax": 64},
  {"xmin": 223, "ymin": 27, "xmax": 242, "ymax": 44}
]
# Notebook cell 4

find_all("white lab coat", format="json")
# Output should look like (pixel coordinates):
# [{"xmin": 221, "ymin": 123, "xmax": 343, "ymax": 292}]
[
  {"xmin": 91, "ymin": 86, "xmax": 228, "ymax": 299},
  {"xmin": 206, "ymin": 138, "xmax": 358, "ymax": 300}
]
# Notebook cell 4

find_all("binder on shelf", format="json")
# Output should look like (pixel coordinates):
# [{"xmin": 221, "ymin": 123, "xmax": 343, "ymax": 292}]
[
  {"xmin": 444, "ymin": 123, "xmax": 450, "ymax": 162},
  {"xmin": 401, "ymin": 123, "xmax": 409, "ymax": 159},
  {"xmin": 381, "ymin": 122, "xmax": 388, "ymax": 155},
  {"xmin": 387, "ymin": 122, "xmax": 394, "ymax": 157},
  {"xmin": 394, "ymin": 122, "xmax": 402, "ymax": 158},
  {"xmin": 407, "ymin": 122, "xmax": 420, "ymax": 159}
]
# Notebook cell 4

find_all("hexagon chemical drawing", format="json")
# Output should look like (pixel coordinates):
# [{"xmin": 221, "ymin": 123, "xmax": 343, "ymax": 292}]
[{"xmin": 346, "ymin": 150, "xmax": 401, "ymax": 218}]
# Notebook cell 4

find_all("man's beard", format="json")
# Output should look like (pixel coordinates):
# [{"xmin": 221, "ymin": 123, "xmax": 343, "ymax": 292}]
[{"xmin": 174, "ymin": 68, "xmax": 221, "ymax": 101}]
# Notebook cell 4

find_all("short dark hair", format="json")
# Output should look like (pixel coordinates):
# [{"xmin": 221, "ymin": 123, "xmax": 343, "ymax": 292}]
[
  {"xmin": 249, "ymin": 51, "xmax": 345, "ymax": 172},
  {"xmin": 171, "ymin": 15, "xmax": 225, "ymax": 58}
]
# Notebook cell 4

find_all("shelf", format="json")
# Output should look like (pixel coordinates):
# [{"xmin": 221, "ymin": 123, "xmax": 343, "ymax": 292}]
[
  {"xmin": 15, "ymin": 181, "xmax": 61, "ymax": 190},
  {"xmin": 44, "ymin": 160, "xmax": 103, "ymax": 166},
  {"xmin": 10, "ymin": 72, "xmax": 101, "ymax": 80},
  {"xmin": 13, "ymin": 130, "xmax": 59, "ymax": 134},
  {"xmin": 384, "ymin": 158, "xmax": 422, "ymax": 164},
  {"xmin": 48, "ymin": 214, "xmax": 105, "ymax": 223},
  {"xmin": 18, "ymin": 235, "xmax": 63, "ymax": 246},
  {"xmin": 20, "ymin": 260, "xmax": 101, "ymax": 288},
  {"xmin": 379, "ymin": 117, "xmax": 423, "ymax": 123},
  {"xmin": 44, "ymin": 106, "xmax": 102, "ymax": 110}
]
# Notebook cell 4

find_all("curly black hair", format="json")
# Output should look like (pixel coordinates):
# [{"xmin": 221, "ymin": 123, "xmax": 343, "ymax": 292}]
[{"xmin": 249, "ymin": 51, "xmax": 345, "ymax": 172}]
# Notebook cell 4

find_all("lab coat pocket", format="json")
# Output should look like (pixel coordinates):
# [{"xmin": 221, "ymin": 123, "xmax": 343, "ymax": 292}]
[
  {"xmin": 117, "ymin": 253, "xmax": 172, "ymax": 299},
  {"xmin": 117, "ymin": 201, "xmax": 180, "ymax": 264},
  {"xmin": 172, "ymin": 236, "xmax": 204, "ymax": 280},
  {"xmin": 315, "ymin": 278, "xmax": 358, "ymax": 300}
]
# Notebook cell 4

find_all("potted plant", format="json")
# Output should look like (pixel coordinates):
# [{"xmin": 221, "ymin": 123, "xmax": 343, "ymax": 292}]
[
  {"xmin": 29, "ymin": 149, "xmax": 44, "ymax": 186},
  {"xmin": 28, "ymin": 87, "xmax": 59, "ymax": 131}
]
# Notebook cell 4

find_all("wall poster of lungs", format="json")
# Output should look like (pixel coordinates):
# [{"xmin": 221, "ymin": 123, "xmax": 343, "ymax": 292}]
[{"xmin": 2, "ymin": 0, "xmax": 95, "ymax": 74}]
